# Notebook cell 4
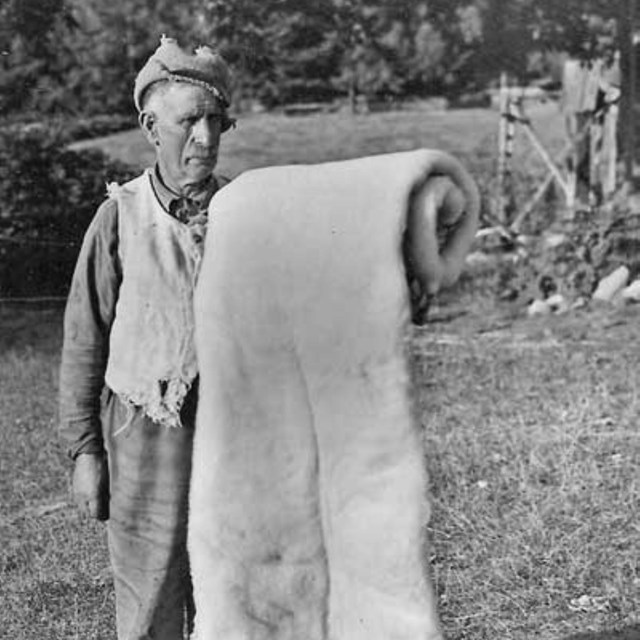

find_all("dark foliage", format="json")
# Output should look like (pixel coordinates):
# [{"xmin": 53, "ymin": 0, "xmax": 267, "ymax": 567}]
[
  {"xmin": 0, "ymin": 125, "xmax": 136, "ymax": 297},
  {"xmin": 2, "ymin": 0, "xmax": 629, "ymax": 118}
]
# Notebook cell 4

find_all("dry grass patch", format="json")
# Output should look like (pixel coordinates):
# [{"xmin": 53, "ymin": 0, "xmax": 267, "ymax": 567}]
[
  {"xmin": 2, "ymin": 303, "xmax": 639, "ymax": 639},
  {"xmin": 413, "ymin": 306, "xmax": 640, "ymax": 640},
  {"xmin": 0, "ymin": 308, "xmax": 115, "ymax": 640}
]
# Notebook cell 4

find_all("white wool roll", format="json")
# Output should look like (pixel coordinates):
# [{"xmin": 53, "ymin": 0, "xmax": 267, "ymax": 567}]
[{"xmin": 190, "ymin": 149, "xmax": 479, "ymax": 640}]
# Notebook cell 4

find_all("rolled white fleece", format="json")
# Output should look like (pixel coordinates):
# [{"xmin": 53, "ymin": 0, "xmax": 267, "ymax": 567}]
[{"xmin": 189, "ymin": 149, "xmax": 479, "ymax": 640}]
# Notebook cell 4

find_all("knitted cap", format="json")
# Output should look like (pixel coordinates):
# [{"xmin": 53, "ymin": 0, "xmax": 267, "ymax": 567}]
[{"xmin": 134, "ymin": 35, "xmax": 232, "ymax": 111}]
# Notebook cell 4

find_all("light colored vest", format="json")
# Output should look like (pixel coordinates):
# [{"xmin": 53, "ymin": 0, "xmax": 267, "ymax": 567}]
[{"xmin": 105, "ymin": 170, "xmax": 205, "ymax": 427}]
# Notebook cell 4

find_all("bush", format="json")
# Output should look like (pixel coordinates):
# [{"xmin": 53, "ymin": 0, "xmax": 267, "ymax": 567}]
[
  {"xmin": 0, "ymin": 114, "xmax": 137, "ymax": 144},
  {"xmin": 486, "ymin": 202, "xmax": 640, "ymax": 304},
  {"xmin": 0, "ymin": 125, "xmax": 137, "ymax": 297}
]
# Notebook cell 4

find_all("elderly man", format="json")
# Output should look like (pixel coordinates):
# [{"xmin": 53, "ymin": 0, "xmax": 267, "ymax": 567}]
[{"xmin": 58, "ymin": 36, "xmax": 234, "ymax": 639}]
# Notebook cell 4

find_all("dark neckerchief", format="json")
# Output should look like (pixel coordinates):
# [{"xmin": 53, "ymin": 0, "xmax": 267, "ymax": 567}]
[{"xmin": 150, "ymin": 165, "xmax": 218, "ymax": 223}]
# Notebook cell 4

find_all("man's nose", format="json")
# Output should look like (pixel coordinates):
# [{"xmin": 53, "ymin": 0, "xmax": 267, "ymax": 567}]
[{"xmin": 193, "ymin": 117, "xmax": 221, "ymax": 147}]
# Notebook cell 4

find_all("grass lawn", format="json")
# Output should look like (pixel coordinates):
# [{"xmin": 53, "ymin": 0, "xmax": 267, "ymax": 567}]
[
  {"xmin": 72, "ymin": 99, "xmax": 566, "ymax": 182},
  {"xmin": 416, "ymin": 301, "xmax": 640, "ymax": 640},
  {"xmin": 2, "ymin": 300, "xmax": 639, "ymax": 640},
  {"xmin": 2, "ymin": 102, "xmax": 639, "ymax": 640},
  {"xmin": 0, "ymin": 305, "xmax": 114, "ymax": 640}
]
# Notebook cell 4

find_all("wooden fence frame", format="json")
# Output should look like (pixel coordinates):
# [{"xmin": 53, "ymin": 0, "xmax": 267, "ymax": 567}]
[{"xmin": 496, "ymin": 72, "xmax": 619, "ymax": 234}]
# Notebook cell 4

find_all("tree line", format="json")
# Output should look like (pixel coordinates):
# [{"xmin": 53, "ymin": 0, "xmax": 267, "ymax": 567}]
[{"xmin": 0, "ymin": 0, "xmax": 628, "ymax": 119}]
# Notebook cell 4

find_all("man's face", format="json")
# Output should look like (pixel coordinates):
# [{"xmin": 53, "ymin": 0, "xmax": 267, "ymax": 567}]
[{"xmin": 141, "ymin": 82, "xmax": 225, "ymax": 191}]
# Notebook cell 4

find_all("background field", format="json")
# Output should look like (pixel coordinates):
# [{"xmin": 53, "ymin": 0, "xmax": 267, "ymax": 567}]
[
  {"xmin": 2, "ymin": 102, "xmax": 639, "ymax": 640},
  {"xmin": 72, "ymin": 102, "xmax": 505, "ymax": 176}
]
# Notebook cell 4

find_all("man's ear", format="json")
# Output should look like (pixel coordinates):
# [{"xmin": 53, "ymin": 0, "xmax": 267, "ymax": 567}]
[{"xmin": 139, "ymin": 110, "xmax": 159, "ymax": 146}]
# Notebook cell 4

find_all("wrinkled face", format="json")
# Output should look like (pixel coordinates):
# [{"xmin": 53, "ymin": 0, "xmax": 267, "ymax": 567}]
[{"xmin": 140, "ymin": 82, "xmax": 225, "ymax": 191}]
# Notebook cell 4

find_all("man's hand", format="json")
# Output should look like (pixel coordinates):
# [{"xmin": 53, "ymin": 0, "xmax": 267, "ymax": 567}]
[{"xmin": 72, "ymin": 452, "xmax": 109, "ymax": 521}]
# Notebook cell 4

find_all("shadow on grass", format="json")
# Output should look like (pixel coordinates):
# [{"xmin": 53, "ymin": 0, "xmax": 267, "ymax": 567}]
[{"xmin": 563, "ymin": 628, "xmax": 640, "ymax": 640}]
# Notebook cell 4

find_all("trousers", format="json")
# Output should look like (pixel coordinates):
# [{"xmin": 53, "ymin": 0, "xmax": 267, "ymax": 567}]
[{"xmin": 103, "ymin": 388, "xmax": 197, "ymax": 640}]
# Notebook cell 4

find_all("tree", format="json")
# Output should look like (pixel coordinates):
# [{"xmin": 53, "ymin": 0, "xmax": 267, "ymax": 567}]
[
  {"xmin": 0, "ymin": 0, "xmax": 78, "ymax": 115},
  {"xmin": 1, "ymin": 0, "xmax": 635, "ymax": 120},
  {"xmin": 198, "ymin": 0, "xmax": 453, "ymax": 106},
  {"xmin": 533, "ymin": 0, "xmax": 619, "ymax": 60},
  {"xmin": 0, "ymin": 0, "xmax": 203, "ymax": 118}
]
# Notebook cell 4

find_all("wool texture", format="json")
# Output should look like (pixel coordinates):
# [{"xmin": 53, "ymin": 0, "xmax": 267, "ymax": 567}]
[{"xmin": 189, "ymin": 149, "xmax": 478, "ymax": 640}]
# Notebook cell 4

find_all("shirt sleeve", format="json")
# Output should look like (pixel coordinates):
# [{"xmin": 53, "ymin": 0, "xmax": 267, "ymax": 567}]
[{"xmin": 58, "ymin": 198, "xmax": 121, "ymax": 459}]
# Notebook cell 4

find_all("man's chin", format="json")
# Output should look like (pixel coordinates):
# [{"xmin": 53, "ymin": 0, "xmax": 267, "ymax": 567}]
[{"xmin": 188, "ymin": 158, "xmax": 217, "ymax": 179}]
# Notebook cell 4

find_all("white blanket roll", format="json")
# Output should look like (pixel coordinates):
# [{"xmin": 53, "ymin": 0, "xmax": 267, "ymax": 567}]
[{"xmin": 190, "ymin": 149, "xmax": 479, "ymax": 640}]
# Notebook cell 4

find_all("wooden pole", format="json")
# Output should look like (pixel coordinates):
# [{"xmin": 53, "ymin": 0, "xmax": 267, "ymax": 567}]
[
  {"xmin": 511, "ymin": 121, "xmax": 593, "ymax": 232},
  {"xmin": 619, "ymin": 0, "xmax": 636, "ymax": 185},
  {"xmin": 505, "ymin": 98, "xmax": 516, "ymax": 184},
  {"xmin": 629, "ymin": 0, "xmax": 636, "ymax": 184},
  {"xmin": 497, "ymin": 71, "xmax": 509, "ymax": 223},
  {"xmin": 512, "ymin": 102, "xmax": 571, "ymax": 197},
  {"xmin": 603, "ymin": 101, "xmax": 619, "ymax": 196}
]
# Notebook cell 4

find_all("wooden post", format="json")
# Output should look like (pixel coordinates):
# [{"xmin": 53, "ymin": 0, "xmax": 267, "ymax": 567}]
[
  {"xmin": 512, "ymin": 102, "xmax": 571, "ymax": 197},
  {"xmin": 496, "ymin": 72, "xmax": 511, "ymax": 223},
  {"xmin": 505, "ymin": 97, "xmax": 516, "ymax": 184},
  {"xmin": 619, "ymin": 0, "xmax": 636, "ymax": 185},
  {"xmin": 603, "ymin": 100, "xmax": 619, "ymax": 196},
  {"xmin": 632, "ymin": 0, "xmax": 637, "ymax": 183}
]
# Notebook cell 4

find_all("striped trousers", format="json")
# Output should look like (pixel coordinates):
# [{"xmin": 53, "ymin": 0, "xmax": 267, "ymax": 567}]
[{"xmin": 103, "ymin": 388, "xmax": 197, "ymax": 640}]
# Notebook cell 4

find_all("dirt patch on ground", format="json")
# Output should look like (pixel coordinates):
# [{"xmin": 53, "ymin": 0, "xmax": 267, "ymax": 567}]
[{"xmin": 422, "ymin": 299, "xmax": 640, "ymax": 350}]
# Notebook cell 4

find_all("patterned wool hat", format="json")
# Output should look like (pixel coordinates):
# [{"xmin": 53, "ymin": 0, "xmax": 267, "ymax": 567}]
[{"xmin": 134, "ymin": 35, "xmax": 233, "ymax": 112}]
